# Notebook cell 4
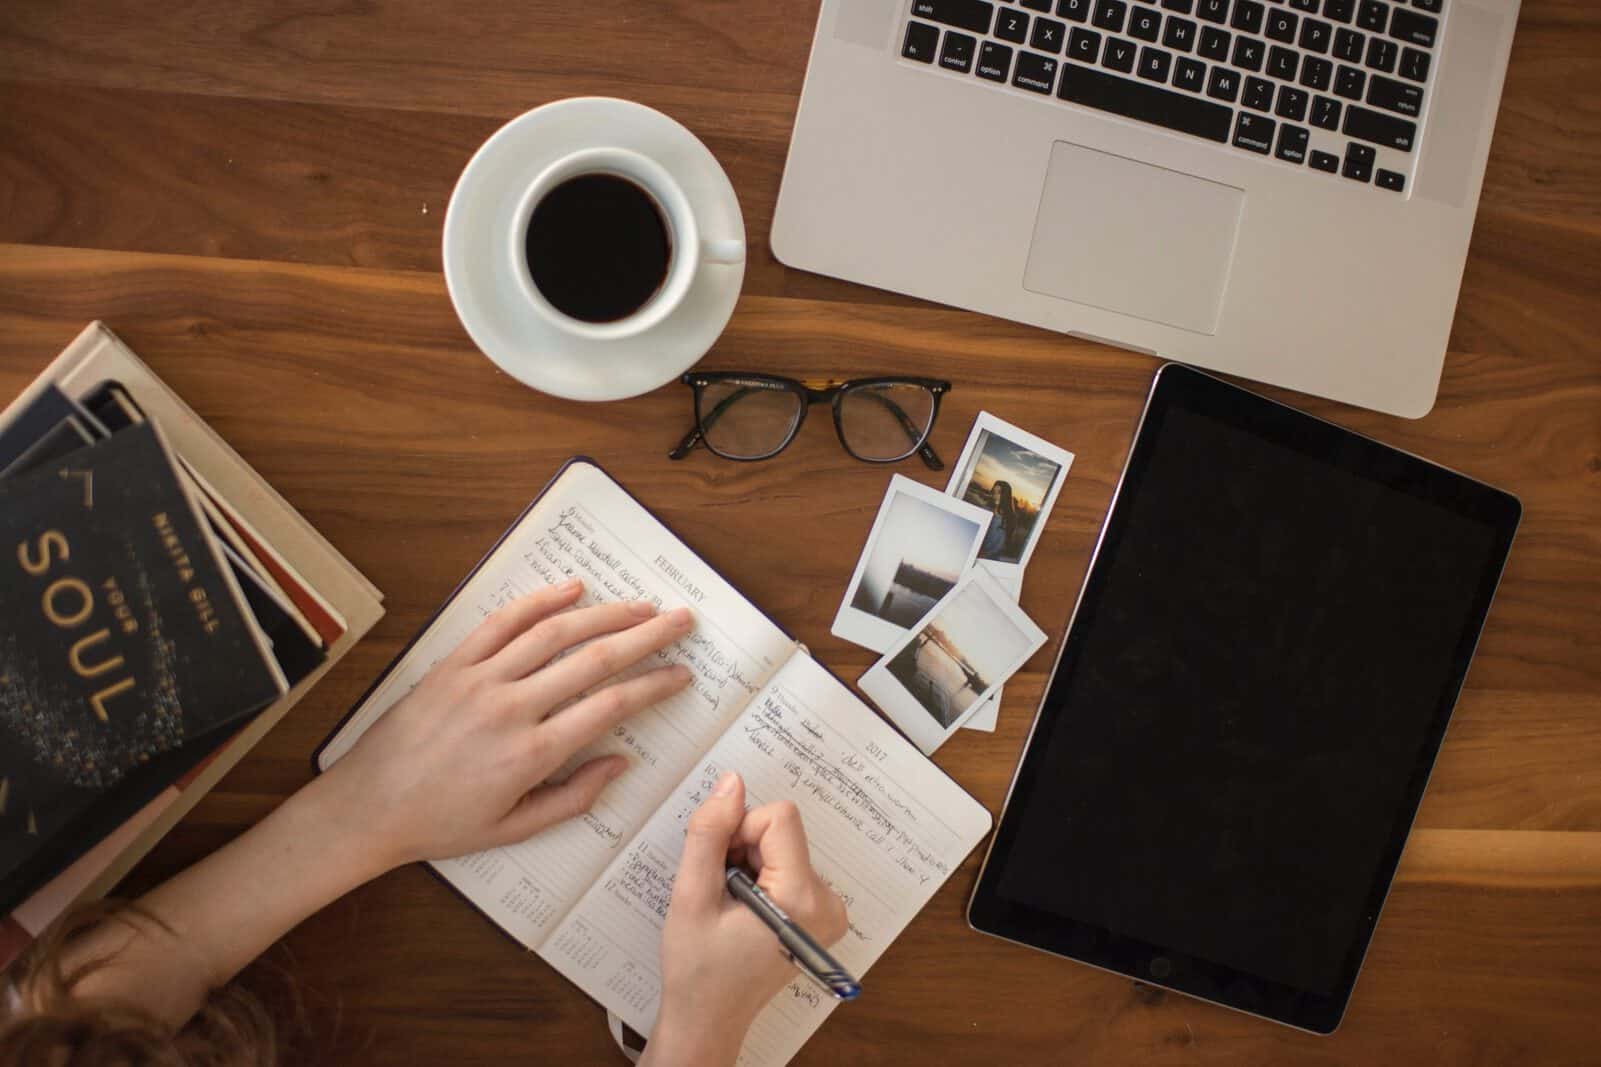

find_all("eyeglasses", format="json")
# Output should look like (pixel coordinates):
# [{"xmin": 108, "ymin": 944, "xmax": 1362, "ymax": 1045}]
[{"xmin": 669, "ymin": 373, "xmax": 951, "ymax": 469}]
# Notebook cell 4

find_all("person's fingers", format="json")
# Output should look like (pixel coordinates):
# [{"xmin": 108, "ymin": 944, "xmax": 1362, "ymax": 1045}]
[
  {"xmin": 494, "ymin": 755, "xmax": 628, "ymax": 844},
  {"xmin": 672, "ymin": 771, "xmax": 746, "ymax": 916},
  {"xmin": 537, "ymin": 664, "xmax": 693, "ymax": 752},
  {"xmin": 522, "ymin": 607, "xmax": 694, "ymax": 710},
  {"xmin": 485, "ymin": 599, "xmax": 659, "ymax": 681},
  {"xmin": 446, "ymin": 579, "xmax": 583, "ymax": 667},
  {"xmin": 732, "ymin": 801, "xmax": 813, "ymax": 877}
]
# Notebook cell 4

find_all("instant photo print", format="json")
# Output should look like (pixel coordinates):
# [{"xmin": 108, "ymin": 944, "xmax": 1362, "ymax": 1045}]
[
  {"xmin": 832, "ymin": 475, "xmax": 990, "ymax": 654},
  {"xmin": 945, "ymin": 413, "xmax": 1074, "ymax": 581}
]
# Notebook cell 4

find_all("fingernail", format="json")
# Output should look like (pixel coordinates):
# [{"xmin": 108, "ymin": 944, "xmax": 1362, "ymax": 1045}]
[
  {"xmin": 714, "ymin": 771, "xmax": 739, "ymax": 796},
  {"xmin": 607, "ymin": 757, "xmax": 630, "ymax": 780},
  {"xmin": 628, "ymin": 599, "xmax": 656, "ymax": 617},
  {"xmin": 667, "ymin": 607, "xmax": 694, "ymax": 630},
  {"xmin": 560, "ymin": 577, "xmax": 582, "ymax": 591}
]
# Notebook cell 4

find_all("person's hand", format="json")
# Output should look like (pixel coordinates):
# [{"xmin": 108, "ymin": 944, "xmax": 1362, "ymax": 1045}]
[
  {"xmin": 646, "ymin": 772, "xmax": 849, "ymax": 1067},
  {"xmin": 320, "ymin": 577, "xmax": 694, "ymax": 872}
]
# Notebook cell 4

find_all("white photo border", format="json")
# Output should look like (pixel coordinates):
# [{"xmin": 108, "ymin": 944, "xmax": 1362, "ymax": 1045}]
[{"xmin": 944, "ymin": 411, "xmax": 1076, "ymax": 578}]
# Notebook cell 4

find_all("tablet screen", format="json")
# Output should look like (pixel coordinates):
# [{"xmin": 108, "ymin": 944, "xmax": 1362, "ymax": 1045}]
[{"xmin": 970, "ymin": 367, "xmax": 1519, "ymax": 1031}]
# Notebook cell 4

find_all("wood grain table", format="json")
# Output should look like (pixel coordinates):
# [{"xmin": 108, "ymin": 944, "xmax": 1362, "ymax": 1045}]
[{"xmin": 2, "ymin": 2, "xmax": 1597, "ymax": 1063}]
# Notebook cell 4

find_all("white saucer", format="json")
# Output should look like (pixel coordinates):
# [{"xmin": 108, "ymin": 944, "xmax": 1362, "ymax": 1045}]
[{"xmin": 442, "ymin": 98, "xmax": 745, "ymax": 402}]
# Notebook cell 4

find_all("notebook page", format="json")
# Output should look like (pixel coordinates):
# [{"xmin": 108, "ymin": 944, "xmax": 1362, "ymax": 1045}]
[
  {"xmin": 541, "ymin": 653, "xmax": 993, "ymax": 1067},
  {"xmin": 318, "ymin": 461, "xmax": 795, "ymax": 948}
]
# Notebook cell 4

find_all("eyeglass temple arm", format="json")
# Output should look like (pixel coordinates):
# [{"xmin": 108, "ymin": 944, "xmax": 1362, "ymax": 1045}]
[
  {"xmin": 851, "ymin": 388, "xmax": 944, "ymax": 470},
  {"xmin": 668, "ymin": 385, "xmax": 768, "ymax": 460}
]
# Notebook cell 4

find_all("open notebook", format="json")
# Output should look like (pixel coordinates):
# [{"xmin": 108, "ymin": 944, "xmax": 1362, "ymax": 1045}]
[{"xmin": 316, "ymin": 459, "xmax": 991, "ymax": 1067}]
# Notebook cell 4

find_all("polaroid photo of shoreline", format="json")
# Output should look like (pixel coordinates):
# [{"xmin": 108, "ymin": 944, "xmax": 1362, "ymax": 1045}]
[
  {"xmin": 832, "ymin": 475, "xmax": 991, "ymax": 654},
  {"xmin": 859, "ymin": 568, "xmax": 1047, "ymax": 755},
  {"xmin": 960, "ymin": 565, "xmax": 1022, "ymax": 733},
  {"xmin": 944, "ymin": 412, "xmax": 1075, "ymax": 583}
]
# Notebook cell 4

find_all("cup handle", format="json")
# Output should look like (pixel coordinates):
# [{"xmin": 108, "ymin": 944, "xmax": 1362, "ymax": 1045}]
[{"xmin": 702, "ymin": 238, "xmax": 746, "ymax": 265}]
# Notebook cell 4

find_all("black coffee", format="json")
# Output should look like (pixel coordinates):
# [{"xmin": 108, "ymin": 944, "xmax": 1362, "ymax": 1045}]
[{"xmin": 524, "ymin": 174, "xmax": 672, "ymax": 324}]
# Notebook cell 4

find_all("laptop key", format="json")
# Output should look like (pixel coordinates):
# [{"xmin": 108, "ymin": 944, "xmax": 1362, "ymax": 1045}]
[
  {"xmin": 1366, "ymin": 36, "xmax": 1397, "ymax": 71},
  {"xmin": 1411, "ymin": 0, "xmax": 1440, "ymax": 11},
  {"xmin": 1057, "ymin": 60, "xmax": 1235, "ymax": 140},
  {"xmin": 1068, "ymin": 26, "xmax": 1104, "ymax": 60},
  {"xmin": 1291, "ymin": 0, "xmax": 1320, "ymax": 10},
  {"xmin": 1207, "ymin": 65, "xmax": 1241, "ymax": 100},
  {"xmin": 1309, "ymin": 147, "xmax": 1340, "ymax": 171},
  {"xmin": 1032, "ymin": 16, "xmax": 1068, "ymax": 50},
  {"xmin": 1388, "ymin": 7, "xmax": 1436, "ymax": 46},
  {"xmin": 1197, "ymin": 0, "xmax": 1230, "ymax": 23},
  {"xmin": 1268, "ymin": 45, "xmax": 1299, "ymax": 79},
  {"xmin": 1243, "ymin": 75, "xmax": 1274, "ymax": 109},
  {"xmin": 1342, "ymin": 141, "xmax": 1375, "ymax": 181},
  {"xmin": 1233, "ymin": 112, "xmax": 1275, "ymax": 153},
  {"xmin": 1103, "ymin": 36, "xmax": 1138, "ymax": 70},
  {"xmin": 903, "ymin": 20, "xmax": 941, "ymax": 61},
  {"xmin": 1301, "ymin": 56, "xmax": 1333, "ymax": 89},
  {"xmin": 940, "ymin": 30, "xmax": 979, "ymax": 71},
  {"xmin": 997, "ymin": 7, "xmax": 1031, "ymax": 42},
  {"xmin": 1311, "ymin": 94, "xmax": 1342, "ymax": 128},
  {"xmin": 1399, "ymin": 45, "xmax": 1429, "ymax": 82},
  {"xmin": 1022, "ymin": 0, "xmax": 1054, "ymax": 10},
  {"xmin": 978, "ymin": 40, "xmax": 1014, "ymax": 79},
  {"xmin": 1130, "ymin": 6, "xmax": 1162, "ymax": 39},
  {"xmin": 1232, "ymin": 0, "xmax": 1265, "ymax": 33},
  {"xmin": 1344, "ymin": 102, "xmax": 1416, "ymax": 149},
  {"xmin": 1300, "ymin": 18, "xmax": 1332, "ymax": 51},
  {"xmin": 1013, "ymin": 50, "xmax": 1061, "ymax": 90},
  {"xmin": 1265, "ymin": 8, "xmax": 1298, "ymax": 41},
  {"xmin": 1375, "ymin": 167, "xmax": 1406, "ymax": 191},
  {"xmin": 1069, "ymin": 26, "xmax": 1107, "ymax": 59},
  {"xmin": 1161, "ymin": 0, "xmax": 1195, "ymax": 10},
  {"xmin": 1334, "ymin": 64, "xmax": 1365, "ymax": 99},
  {"xmin": 1356, "ymin": 0, "xmax": 1387, "ymax": 31},
  {"xmin": 1367, "ymin": 73, "xmax": 1421, "ymax": 115},
  {"xmin": 1094, "ymin": 0, "xmax": 1129, "ymax": 30},
  {"xmin": 1059, "ymin": 0, "xmax": 1094, "ymax": 19},
  {"xmin": 1276, "ymin": 84, "xmax": 1309, "ymax": 119},
  {"xmin": 912, "ymin": 0, "xmax": 996, "ymax": 35},
  {"xmin": 1323, "ymin": 0, "xmax": 1354, "ymax": 21},
  {"xmin": 1174, "ymin": 55, "xmax": 1207, "ymax": 89},
  {"xmin": 1139, "ymin": 45, "xmax": 1175, "ymax": 80},
  {"xmin": 1164, "ymin": 16, "xmax": 1198, "ymax": 49},
  {"xmin": 1234, "ymin": 36, "xmax": 1265, "ymax": 70},
  {"xmin": 1275, "ymin": 122, "xmax": 1310, "ymax": 161},
  {"xmin": 1333, "ymin": 26, "xmax": 1364, "ymax": 61},
  {"xmin": 1198, "ymin": 25, "xmax": 1231, "ymax": 58}
]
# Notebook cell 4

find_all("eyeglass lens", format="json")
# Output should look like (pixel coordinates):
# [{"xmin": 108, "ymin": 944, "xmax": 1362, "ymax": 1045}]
[
  {"xmin": 838, "ymin": 383, "xmax": 937, "ymax": 461},
  {"xmin": 697, "ymin": 380, "xmax": 805, "ymax": 460}
]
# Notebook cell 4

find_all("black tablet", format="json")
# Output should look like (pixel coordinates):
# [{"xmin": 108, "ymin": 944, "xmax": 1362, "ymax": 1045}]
[{"xmin": 968, "ymin": 365, "xmax": 1520, "ymax": 1034}]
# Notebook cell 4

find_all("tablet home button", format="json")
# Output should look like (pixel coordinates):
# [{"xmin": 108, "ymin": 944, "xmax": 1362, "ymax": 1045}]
[{"xmin": 1149, "ymin": 957, "xmax": 1173, "ymax": 980}]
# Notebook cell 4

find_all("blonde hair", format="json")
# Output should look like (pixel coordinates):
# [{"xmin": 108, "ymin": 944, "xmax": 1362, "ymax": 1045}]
[{"xmin": 0, "ymin": 901, "xmax": 286, "ymax": 1067}]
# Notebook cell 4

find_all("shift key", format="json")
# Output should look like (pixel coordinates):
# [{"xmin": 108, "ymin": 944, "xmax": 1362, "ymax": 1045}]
[
  {"xmin": 1343, "ymin": 103, "xmax": 1416, "ymax": 151},
  {"xmin": 911, "ymin": 0, "xmax": 995, "ymax": 35}
]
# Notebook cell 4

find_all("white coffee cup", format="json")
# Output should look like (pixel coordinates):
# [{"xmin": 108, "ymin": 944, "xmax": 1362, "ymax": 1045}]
[{"xmin": 507, "ymin": 146, "xmax": 745, "ymax": 343}]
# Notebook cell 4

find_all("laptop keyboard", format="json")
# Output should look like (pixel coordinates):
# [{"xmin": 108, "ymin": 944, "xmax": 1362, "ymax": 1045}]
[{"xmin": 901, "ymin": 0, "xmax": 1439, "ymax": 192}]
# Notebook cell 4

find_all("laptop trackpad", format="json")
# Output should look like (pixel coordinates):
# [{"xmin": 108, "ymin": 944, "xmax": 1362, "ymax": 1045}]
[{"xmin": 1023, "ymin": 142, "xmax": 1245, "ymax": 336}]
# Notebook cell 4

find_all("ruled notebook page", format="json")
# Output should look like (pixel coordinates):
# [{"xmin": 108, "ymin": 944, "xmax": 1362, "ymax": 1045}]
[
  {"xmin": 318, "ymin": 461, "xmax": 795, "ymax": 948},
  {"xmin": 540, "ymin": 652, "xmax": 994, "ymax": 1067}
]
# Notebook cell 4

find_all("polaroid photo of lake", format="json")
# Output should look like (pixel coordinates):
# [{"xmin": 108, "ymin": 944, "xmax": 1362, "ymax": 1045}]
[
  {"xmin": 859, "ymin": 568, "xmax": 1047, "ymax": 755},
  {"xmin": 831, "ymin": 474, "xmax": 991, "ymax": 654},
  {"xmin": 960, "ymin": 564, "xmax": 1022, "ymax": 733},
  {"xmin": 945, "ymin": 412, "xmax": 1075, "ymax": 579}
]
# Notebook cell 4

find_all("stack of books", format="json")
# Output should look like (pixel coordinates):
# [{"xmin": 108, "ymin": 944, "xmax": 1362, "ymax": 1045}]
[{"xmin": 0, "ymin": 323, "xmax": 383, "ymax": 965}]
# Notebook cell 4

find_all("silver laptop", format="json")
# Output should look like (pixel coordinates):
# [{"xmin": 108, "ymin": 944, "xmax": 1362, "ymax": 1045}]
[{"xmin": 773, "ymin": 0, "xmax": 1521, "ymax": 417}]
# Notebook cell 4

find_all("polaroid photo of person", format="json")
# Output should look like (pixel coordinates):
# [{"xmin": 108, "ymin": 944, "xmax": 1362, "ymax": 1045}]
[
  {"xmin": 945, "ymin": 412, "xmax": 1075, "ymax": 582},
  {"xmin": 960, "ymin": 565, "xmax": 1022, "ymax": 733},
  {"xmin": 832, "ymin": 474, "xmax": 991, "ymax": 654},
  {"xmin": 859, "ymin": 569, "xmax": 1047, "ymax": 755}
]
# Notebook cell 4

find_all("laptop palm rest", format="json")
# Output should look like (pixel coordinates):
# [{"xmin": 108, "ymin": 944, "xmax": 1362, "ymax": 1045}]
[{"xmin": 1023, "ymin": 142, "xmax": 1245, "ymax": 336}]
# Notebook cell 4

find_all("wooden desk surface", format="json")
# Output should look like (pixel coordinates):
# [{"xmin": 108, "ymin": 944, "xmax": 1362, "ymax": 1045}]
[{"xmin": 2, "ymin": 2, "xmax": 1597, "ymax": 1062}]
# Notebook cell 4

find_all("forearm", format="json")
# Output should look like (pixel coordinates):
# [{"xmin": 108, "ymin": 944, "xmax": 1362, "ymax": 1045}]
[
  {"xmin": 639, "ymin": 1008, "xmax": 750, "ymax": 1067},
  {"xmin": 64, "ymin": 767, "xmax": 392, "ymax": 1025}
]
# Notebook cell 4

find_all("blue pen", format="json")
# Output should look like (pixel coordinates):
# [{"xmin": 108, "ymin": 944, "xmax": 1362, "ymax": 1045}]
[{"xmin": 725, "ymin": 867, "xmax": 861, "ymax": 1001}]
